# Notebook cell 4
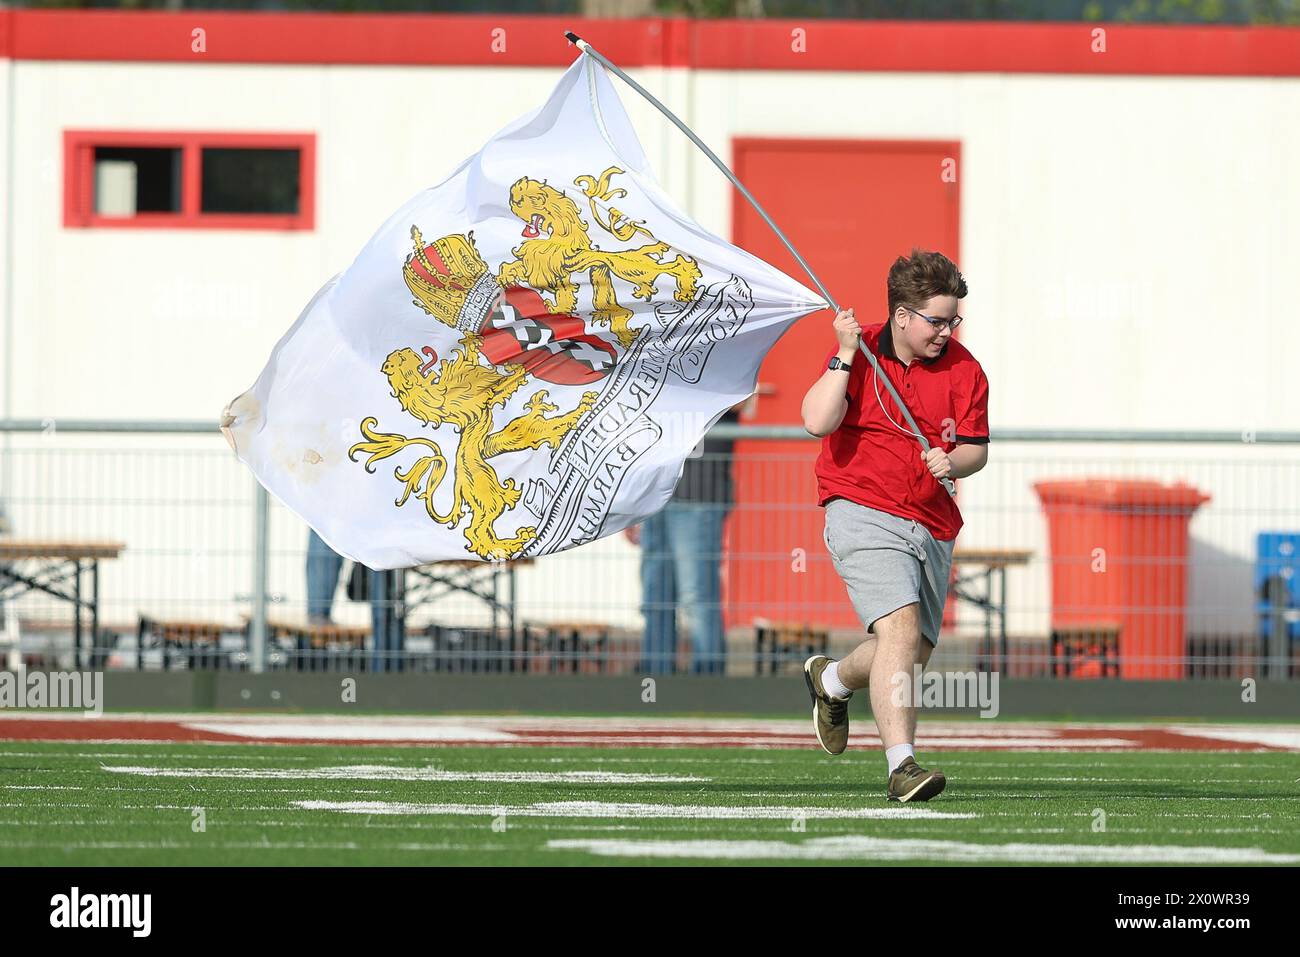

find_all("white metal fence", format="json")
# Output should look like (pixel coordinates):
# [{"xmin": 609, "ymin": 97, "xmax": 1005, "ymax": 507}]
[{"xmin": 1, "ymin": 420, "xmax": 1297, "ymax": 679}]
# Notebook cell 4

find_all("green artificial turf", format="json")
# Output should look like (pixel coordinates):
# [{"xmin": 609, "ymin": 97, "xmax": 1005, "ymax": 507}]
[{"xmin": 1, "ymin": 740, "xmax": 1297, "ymax": 866}]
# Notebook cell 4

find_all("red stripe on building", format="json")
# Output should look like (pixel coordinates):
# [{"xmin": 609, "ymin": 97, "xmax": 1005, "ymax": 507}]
[{"xmin": 0, "ymin": 10, "xmax": 1296, "ymax": 76}]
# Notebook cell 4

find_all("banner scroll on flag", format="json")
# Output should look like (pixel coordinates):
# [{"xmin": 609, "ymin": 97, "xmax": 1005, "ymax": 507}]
[{"xmin": 221, "ymin": 53, "xmax": 829, "ymax": 569}]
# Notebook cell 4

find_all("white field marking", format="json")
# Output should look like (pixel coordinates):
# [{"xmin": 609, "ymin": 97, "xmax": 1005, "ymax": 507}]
[
  {"xmin": 10, "ymin": 776, "xmax": 389, "ymax": 795},
  {"xmin": 0, "ymin": 820, "xmax": 129, "ymax": 826},
  {"xmin": 1111, "ymin": 828, "xmax": 1295, "ymax": 835},
  {"xmin": 101, "ymin": 765, "xmax": 706, "ymax": 784},
  {"xmin": 949, "ymin": 749, "xmax": 1297, "ymax": 755},
  {"xmin": 166, "ymin": 714, "xmax": 1009, "ymax": 732},
  {"xmin": 918, "ymin": 727, "xmax": 1059, "ymax": 737},
  {"xmin": 0, "ymin": 711, "xmax": 1045, "ymax": 729},
  {"xmin": 12, "ymin": 814, "xmax": 1284, "ymax": 838},
  {"xmin": 0, "ymin": 840, "xmax": 509, "ymax": 852},
  {"xmin": 534, "ymin": 735, "xmax": 1139, "ymax": 747},
  {"xmin": 122, "ymin": 787, "xmax": 386, "ymax": 795},
  {"xmin": 537, "ymin": 757, "xmax": 781, "ymax": 765},
  {"xmin": 1148, "ymin": 812, "xmax": 1288, "ymax": 819},
  {"xmin": 935, "ymin": 761, "xmax": 1294, "ymax": 769},
  {"xmin": 958, "ymin": 793, "xmax": 1283, "ymax": 801},
  {"xmin": 2, "ymin": 749, "xmax": 766, "ymax": 766},
  {"xmin": 184, "ymin": 722, "xmax": 520, "ymax": 742},
  {"xmin": 987, "ymin": 810, "xmax": 1292, "ymax": 820},
  {"xmin": 0, "ymin": 818, "xmax": 642, "ymax": 834},
  {"xmin": 10, "ymin": 712, "xmax": 1299, "ymax": 752},
  {"xmin": 727, "ymin": 792, "xmax": 885, "ymax": 799},
  {"xmin": 915, "ymin": 738, "xmax": 1138, "ymax": 749},
  {"xmin": 501, "ymin": 735, "xmax": 1109, "ymax": 747},
  {"xmin": 0, "ymin": 803, "xmax": 284, "ymax": 812},
  {"xmin": 2, "ymin": 786, "xmax": 84, "ymax": 791},
  {"xmin": 9, "ymin": 711, "xmax": 1299, "ymax": 736},
  {"xmin": 484, "ymin": 719, "xmax": 1245, "ymax": 733},
  {"xmin": 548, "ymin": 825, "xmax": 643, "ymax": 831},
  {"xmin": 293, "ymin": 800, "xmax": 978, "ymax": 820},
  {"xmin": 1075, "ymin": 750, "xmax": 1290, "ymax": 756},
  {"xmin": 93, "ymin": 785, "xmax": 392, "ymax": 794},
  {"xmin": 0, "ymin": 750, "xmax": 327, "ymax": 761},
  {"xmin": 546, "ymin": 835, "xmax": 1300, "ymax": 864},
  {"xmin": 235, "ymin": 733, "xmax": 1140, "ymax": 749},
  {"xmin": 971, "ymin": 776, "xmax": 1270, "ymax": 784},
  {"xmin": 1166, "ymin": 726, "xmax": 1300, "ymax": 751}
]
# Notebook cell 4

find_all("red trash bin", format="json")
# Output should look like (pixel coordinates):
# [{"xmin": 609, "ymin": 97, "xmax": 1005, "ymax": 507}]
[{"xmin": 1033, "ymin": 478, "xmax": 1210, "ymax": 679}]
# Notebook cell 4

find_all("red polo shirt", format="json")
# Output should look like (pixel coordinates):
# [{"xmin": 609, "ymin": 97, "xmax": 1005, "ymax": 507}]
[{"xmin": 815, "ymin": 320, "xmax": 989, "ymax": 542}]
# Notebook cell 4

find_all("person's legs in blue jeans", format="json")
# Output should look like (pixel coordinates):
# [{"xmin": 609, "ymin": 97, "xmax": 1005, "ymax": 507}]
[
  {"xmin": 639, "ymin": 508, "xmax": 677, "ymax": 674},
  {"xmin": 306, "ymin": 530, "xmax": 344, "ymax": 622},
  {"xmin": 665, "ymin": 502, "xmax": 729, "ymax": 675},
  {"xmin": 369, "ymin": 569, "xmax": 403, "ymax": 673}
]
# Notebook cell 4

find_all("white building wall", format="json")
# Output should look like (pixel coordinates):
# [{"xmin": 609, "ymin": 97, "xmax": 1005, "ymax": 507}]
[{"xmin": 2, "ymin": 56, "xmax": 1297, "ymax": 643}]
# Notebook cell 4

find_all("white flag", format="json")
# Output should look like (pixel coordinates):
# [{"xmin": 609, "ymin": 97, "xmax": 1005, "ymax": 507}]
[{"xmin": 222, "ymin": 54, "xmax": 828, "ymax": 569}]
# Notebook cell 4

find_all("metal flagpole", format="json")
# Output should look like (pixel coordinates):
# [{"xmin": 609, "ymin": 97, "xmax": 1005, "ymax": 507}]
[{"xmin": 564, "ymin": 31, "xmax": 956, "ymax": 498}]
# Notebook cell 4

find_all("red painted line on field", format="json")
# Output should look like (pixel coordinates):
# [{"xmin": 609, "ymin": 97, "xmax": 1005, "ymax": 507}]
[
  {"xmin": 1048, "ymin": 726, "xmax": 1230, "ymax": 750},
  {"xmin": 0, "ymin": 715, "xmax": 1295, "ymax": 752},
  {"xmin": 0, "ymin": 719, "xmax": 253, "ymax": 744}
]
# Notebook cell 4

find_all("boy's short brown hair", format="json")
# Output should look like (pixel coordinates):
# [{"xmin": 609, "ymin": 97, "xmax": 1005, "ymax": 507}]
[{"xmin": 887, "ymin": 248, "xmax": 968, "ymax": 320}]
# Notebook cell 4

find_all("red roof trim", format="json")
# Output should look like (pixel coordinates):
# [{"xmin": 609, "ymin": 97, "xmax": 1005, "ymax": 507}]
[{"xmin": 1, "ymin": 10, "xmax": 1297, "ymax": 77}]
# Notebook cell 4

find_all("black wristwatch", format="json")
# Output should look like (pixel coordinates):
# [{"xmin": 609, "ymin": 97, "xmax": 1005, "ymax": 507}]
[{"xmin": 828, "ymin": 356, "xmax": 852, "ymax": 372}]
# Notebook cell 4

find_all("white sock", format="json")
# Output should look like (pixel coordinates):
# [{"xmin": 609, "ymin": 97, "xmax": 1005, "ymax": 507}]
[
  {"xmin": 822, "ymin": 660, "xmax": 852, "ymax": 699},
  {"xmin": 886, "ymin": 743, "xmax": 915, "ymax": 774}
]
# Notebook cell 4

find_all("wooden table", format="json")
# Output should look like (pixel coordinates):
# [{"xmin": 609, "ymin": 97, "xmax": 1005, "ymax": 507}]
[
  {"xmin": 266, "ymin": 618, "xmax": 369, "ymax": 672},
  {"xmin": 0, "ymin": 540, "xmax": 124, "ymax": 669},
  {"xmin": 950, "ymin": 549, "xmax": 1032, "ymax": 672}
]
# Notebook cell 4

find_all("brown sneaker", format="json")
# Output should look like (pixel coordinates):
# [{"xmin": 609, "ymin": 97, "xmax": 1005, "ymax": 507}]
[
  {"xmin": 887, "ymin": 756, "xmax": 947, "ymax": 803},
  {"xmin": 803, "ymin": 655, "xmax": 851, "ymax": 755}
]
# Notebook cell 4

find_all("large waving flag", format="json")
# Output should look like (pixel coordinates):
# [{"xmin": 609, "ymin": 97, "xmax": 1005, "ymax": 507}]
[{"xmin": 222, "ymin": 53, "xmax": 828, "ymax": 568}]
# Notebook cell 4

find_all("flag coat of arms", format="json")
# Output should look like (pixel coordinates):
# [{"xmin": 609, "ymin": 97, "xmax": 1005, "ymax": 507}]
[{"xmin": 222, "ymin": 54, "xmax": 829, "ymax": 569}]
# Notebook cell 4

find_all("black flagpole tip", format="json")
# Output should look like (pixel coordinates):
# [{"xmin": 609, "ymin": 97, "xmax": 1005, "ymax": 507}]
[{"xmin": 565, "ymin": 31, "xmax": 581, "ymax": 44}]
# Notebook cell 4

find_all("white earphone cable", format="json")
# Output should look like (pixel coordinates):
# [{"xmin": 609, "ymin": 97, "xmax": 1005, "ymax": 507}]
[{"xmin": 872, "ymin": 358, "xmax": 923, "ymax": 439}]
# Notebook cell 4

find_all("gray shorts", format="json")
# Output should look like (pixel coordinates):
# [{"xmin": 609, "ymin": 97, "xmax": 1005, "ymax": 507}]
[{"xmin": 822, "ymin": 497, "xmax": 956, "ymax": 647}]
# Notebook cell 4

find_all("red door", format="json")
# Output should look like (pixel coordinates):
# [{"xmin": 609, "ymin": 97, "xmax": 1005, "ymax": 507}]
[{"xmin": 725, "ymin": 138, "xmax": 962, "ymax": 633}]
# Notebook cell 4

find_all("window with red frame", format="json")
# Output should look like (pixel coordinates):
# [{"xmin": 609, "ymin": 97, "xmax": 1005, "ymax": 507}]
[{"xmin": 64, "ymin": 131, "xmax": 315, "ymax": 230}]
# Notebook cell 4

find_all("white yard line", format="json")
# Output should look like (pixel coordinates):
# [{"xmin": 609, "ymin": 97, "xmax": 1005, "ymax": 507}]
[
  {"xmin": 0, "ymin": 839, "xmax": 509, "ymax": 852},
  {"xmin": 294, "ymin": 800, "xmax": 978, "ymax": 820},
  {"xmin": 546, "ymin": 835, "xmax": 1300, "ymax": 864},
  {"xmin": 185, "ymin": 721, "xmax": 521, "ymax": 742},
  {"xmin": 102, "ymin": 765, "xmax": 706, "ymax": 784}
]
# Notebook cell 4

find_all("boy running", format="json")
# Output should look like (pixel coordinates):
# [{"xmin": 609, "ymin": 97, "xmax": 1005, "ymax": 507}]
[{"xmin": 799, "ymin": 249, "xmax": 989, "ymax": 802}]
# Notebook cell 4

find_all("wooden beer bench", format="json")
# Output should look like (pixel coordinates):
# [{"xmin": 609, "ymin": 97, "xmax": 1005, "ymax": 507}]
[
  {"xmin": 1051, "ymin": 622, "xmax": 1122, "ymax": 678},
  {"xmin": 0, "ymin": 540, "xmax": 124, "ymax": 669},
  {"xmin": 522, "ymin": 620, "xmax": 610, "ymax": 673},
  {"xmin": 753, "ymin": 618, "xmax": 829, "ymax": 675},
  {"xmin": 405, "ymin": 558, "xmax": 532, "ymax": 670},
  {"xmin": 136, "ymin": 616, "xmax": 249, "ymax": 670},
  {"xmin": 950, "ymin": 548, "xmax": 1032, "ymax": 672},
  {"xmin": 267, "ymin": 618, "xmax": 369, "ymax": 671}
]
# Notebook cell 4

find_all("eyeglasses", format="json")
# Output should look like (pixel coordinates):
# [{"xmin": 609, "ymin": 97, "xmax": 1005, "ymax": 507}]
[{"xmin": 904, "ymin": 305, "xmax": 963, "ymax": 332}]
